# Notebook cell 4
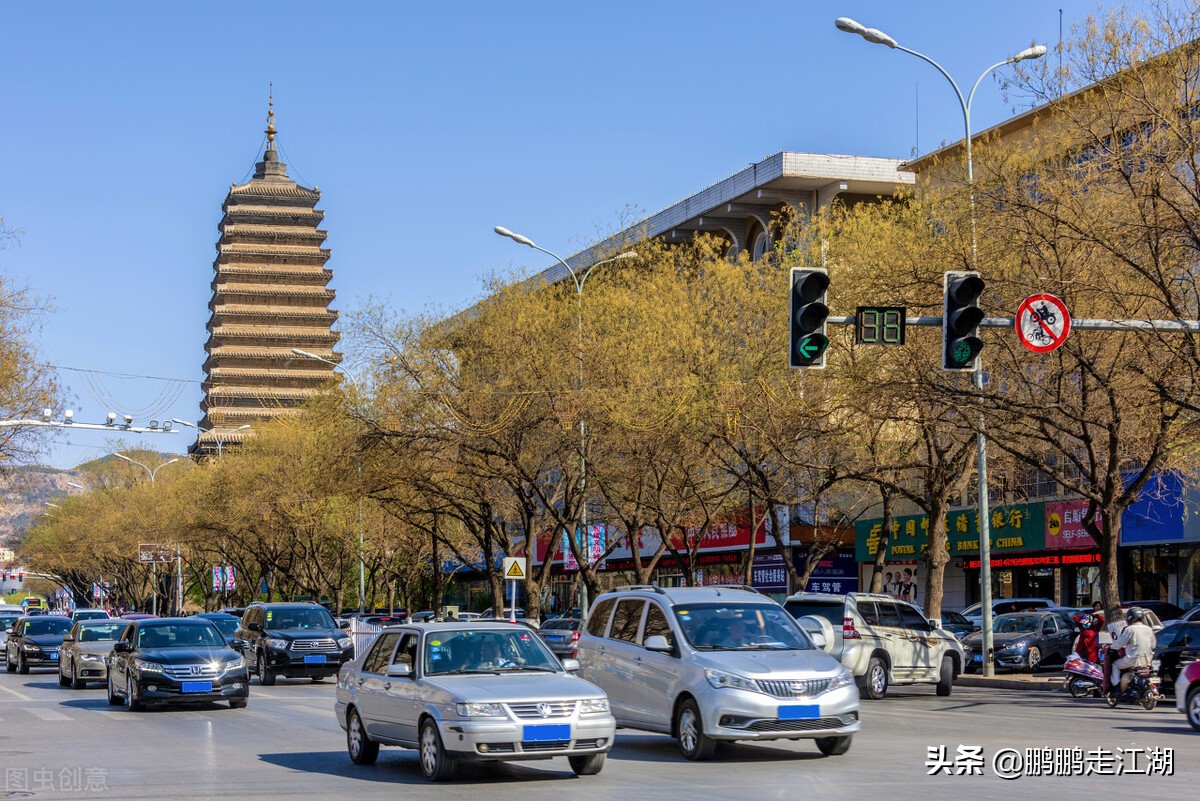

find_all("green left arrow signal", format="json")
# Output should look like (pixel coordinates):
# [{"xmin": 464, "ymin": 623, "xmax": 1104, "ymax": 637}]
[{"xmin": 797, "ymin": 333, "xmax": 829, "ymax": 360}]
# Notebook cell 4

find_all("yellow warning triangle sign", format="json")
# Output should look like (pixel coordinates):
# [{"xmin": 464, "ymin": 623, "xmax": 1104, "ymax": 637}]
[{"xmin": 505, "ymin": 560, "xmax": 525, "ymax": 579}]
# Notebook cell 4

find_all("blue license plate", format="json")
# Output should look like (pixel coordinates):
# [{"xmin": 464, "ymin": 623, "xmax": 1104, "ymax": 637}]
[
  {"xmin": 522, "ymin": 723, "xmax": 571, "ymax": 742},
  {"xmin": 778, "ymin": 704, "xmax": 820, "ymax": 720},
  {"xmin": 545, "ymin": 635, "xmax": 564, "ymax": 642},
  {"xmin": 181, "ymin": 681, "xmax": 213, "ymax": 693},
  {"xmin": 973, "ymin": 654, "xmax": 982, "ymax": 663},
  {"xmin": 50, "ymin": 653, "xmax": 59, "ymax": 660},
  {"xmin": 303, "ymin": 655, "xmax": 327, "ymax": 664}
]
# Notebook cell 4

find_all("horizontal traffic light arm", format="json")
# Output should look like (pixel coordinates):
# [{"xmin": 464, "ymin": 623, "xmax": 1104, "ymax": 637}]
[{"xmin": 828, "ymin": 315, "xmax": 1200, "ymax": 332}]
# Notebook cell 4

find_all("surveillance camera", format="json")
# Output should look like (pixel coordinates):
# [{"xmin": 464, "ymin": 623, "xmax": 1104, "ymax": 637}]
[
  {"xmin": 163, "ymin": 421, "xmax": 173, "ymax": 431},
  {"xmin": 149, "ymin": 420, "xmax": 159, "ymax": 429},
  {"xmin": 106, "ymin": 412, "xmax": 116, "ymax": 425},
  {"xmin": 123, "ymin": 415, "xmax": 133, "ymax": 426},
  {"xmin": 63, "ymin": 409, "xmax": 74, "ymax": 422},
  {"xmin": 42, "ymin": 408, "xmax": 52, "ymax": 421}
]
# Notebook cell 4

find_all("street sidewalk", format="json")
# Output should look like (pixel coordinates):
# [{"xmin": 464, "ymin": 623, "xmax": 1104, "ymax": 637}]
[{"xmin": 955, "ymin": 670, "xmax": 1065, "ymax": 692}]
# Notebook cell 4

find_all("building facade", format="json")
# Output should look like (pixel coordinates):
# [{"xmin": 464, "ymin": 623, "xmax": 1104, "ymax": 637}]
[{"xmin": 191, "ymin": 104, "xmax": 340, "ymax": 455}]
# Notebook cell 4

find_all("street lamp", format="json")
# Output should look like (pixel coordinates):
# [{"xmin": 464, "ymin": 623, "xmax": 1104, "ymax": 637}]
[
  {"xmin": 836, "ymin": 16, "xmax": 1045, "ymax": 677},
  {"xmin": 112, "ymin": 453, "xmax": 180, "ymax": 484},
  {"xmin": 171, "ymin": 420, "xmax": 252, "ymax": 458},
  {"xmin": 112, "ymin": 453, "xmax": 181, "ymax": 615},
  {"xmin": 291, "ymin": 348, "xmax": 368, "ymax": 615},
  {"xmin": 495, "ymin": 226, "xmax": 635, "ymax": 618}
]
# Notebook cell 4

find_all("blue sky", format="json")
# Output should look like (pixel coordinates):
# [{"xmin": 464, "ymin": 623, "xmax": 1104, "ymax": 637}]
[{"xmin": 0, "ymin": 1, "xmax": 1118, "ymax": 469}]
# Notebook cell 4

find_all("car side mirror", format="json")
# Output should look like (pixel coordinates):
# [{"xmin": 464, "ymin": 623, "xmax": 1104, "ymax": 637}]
[
  {"xmin": 385, "ymin": 663, "xmax": 412, "ymax": 678},
  {"xmin": 339, "ymin": 620, "xmax": 351, "ymax": 630},
  {"xmin": 62, "ymin": 636, "xmax": 74, "ymax": 644},
  {"xmin": 644, "ymin": 635, "xmax": 672, "ymax": 653},
  {"xmin": 928, "ymin": 618, "xmax": 940, "ymax": 629},
  {"xmin": 247, "ymin": 622, "xmax": 262, "ymax": 632},
  {"xmin": 113, "ymin": 641, "xmax": 132, "ymax": 653},
  {"xmin": 561, "ymin": 658, "xmax": 581, "ymax": 672}
]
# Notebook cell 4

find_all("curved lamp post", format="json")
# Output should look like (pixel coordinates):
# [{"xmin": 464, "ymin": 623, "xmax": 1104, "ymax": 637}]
[
  {"xmin": 495, "ymin": 226, "xmax": 634, "ymax": 618},
  {"xmin": 835, "ymin": 17, "xmax": 1045, "ymax": 677}
]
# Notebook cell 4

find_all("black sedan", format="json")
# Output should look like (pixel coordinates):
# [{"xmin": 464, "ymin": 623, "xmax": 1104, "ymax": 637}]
[
  {"xmin": 939, "ymin": 610, "xmax": 979, "ymax": 640},
  {"xmin": 1154, "ymin": 621, "xmax": 1200, "ymax": 689},
  {"xmin": 106, "ymin": 618, "xmax": 249, "ymax": 710},
  {"xmin": 193, "ymin": 612, "xmax": 241, "ymax": 645},
  {"xmin": 5, "ymin": 615, "xmax": 73, "ymax": 673},
  {"xmin": 961, "ymin": 611, "xmax": 1077, "ymax": 672}
]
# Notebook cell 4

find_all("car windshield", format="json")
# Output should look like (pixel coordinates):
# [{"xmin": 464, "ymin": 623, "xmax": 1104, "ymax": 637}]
[
  {"xmin": 137, "ymin": 622, "xmax": 226, "ymax": 648},
  {"xmin": 961, "ymin": 603, "xmax": 982, "ymax": 617},
  {"xmin": 204, "ymin": 618, "xmax": 239, "ymax": 637},
  {"xmin": 25, "ymin": 618, "xmax": 73, "ymax": 636},
  {"xmin": 74, "ymin": 611, "xmax": 109, "ymax": 620},
  {"xmin": 423, "ymin": 628, "xmax": 561, "ymax": 675},
  {"xmin": 942, "ymin": 611, "xmax": 969, "ymax": 624},
  {"xmin": 77, "ymin": 622, "xmax": 126, "ymax": 642},
  {"xmin": 992, "ymin": 615, "xmax": 1041, "ymax": 634},
  {"xmin": 265, "ymin": 608, "xmax": 336, "ymax": 629},
  {"xmin": 783, "ymin": 600, "xmax": 843, "ymax": 626},
  {"xmin": 675, "ymin": 604, "xmax": 811, "ymax": 650},
  {"xmin": 541, "ymin": 620, "xmax": 579, "ymax": 631}
]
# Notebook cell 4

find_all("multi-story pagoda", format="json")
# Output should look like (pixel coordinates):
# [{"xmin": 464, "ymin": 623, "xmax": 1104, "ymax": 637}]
[{"xmin": 191, "ymin": 97, "xmax": 339, "ymax": 456}]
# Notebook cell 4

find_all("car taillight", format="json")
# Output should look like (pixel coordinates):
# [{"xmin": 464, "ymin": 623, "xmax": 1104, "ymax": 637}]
[
  {"xmin": 843, "ymin": 616, "xmax": 861, "ymax": 640},
  {"xmin": 570, "ymin": 631, "xmax": 580, "ymax": 643}
]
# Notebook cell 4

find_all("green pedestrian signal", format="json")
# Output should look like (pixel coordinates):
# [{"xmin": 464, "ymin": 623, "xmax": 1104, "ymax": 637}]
[{"xmin": 789, "ymin": 268, "xmax": 830, "ymax": 369}]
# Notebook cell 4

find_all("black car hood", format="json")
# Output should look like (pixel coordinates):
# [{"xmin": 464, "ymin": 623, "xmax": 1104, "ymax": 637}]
[
  {"xmin": 266, "ymin": 628, "xmax": 340, "ymax": 640},
  {"xmin": 136, "ymin": 647, "xmax": 239, "ymax": 664},
  {"xmin": 963, "ymin": 632, "xmax": 1035, "ymax": 647},
  {"xmin": 25, "ymin": 634, "xmax": 66, "ymax": 647}
]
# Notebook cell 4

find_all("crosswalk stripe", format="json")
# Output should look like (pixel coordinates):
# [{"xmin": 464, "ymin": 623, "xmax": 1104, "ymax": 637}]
[
  {"xmin": 25, "ymin": 707, "xmax": 71, "ymax": 721},
  {"xmin": 0, "ymin": 684, "xmax": 33, "ymax": 701}
]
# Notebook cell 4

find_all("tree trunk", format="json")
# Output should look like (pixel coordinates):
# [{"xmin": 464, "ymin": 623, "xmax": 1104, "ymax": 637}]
[
  {"xmin": 869, "ymin": 490, "xmax": 894, "ymax": 593},
  {"xmin": 922, "ymin": 495, "xmax": 951, "ymax": 620},
  {"xmin": 1098, "ymin": 503, "xmax": 1122, "ymax": 622}
]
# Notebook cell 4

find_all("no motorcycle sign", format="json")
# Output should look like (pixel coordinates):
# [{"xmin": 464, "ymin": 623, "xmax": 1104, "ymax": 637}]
[{"xmin": 1016, "ymin": 294, "xmax": 1071, "ymax": 353}]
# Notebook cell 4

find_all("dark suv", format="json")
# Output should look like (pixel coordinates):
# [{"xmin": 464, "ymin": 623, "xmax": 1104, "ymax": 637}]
[{"xmin": 234, "ymin": 603, "xmax": 354, "ymax": 685}]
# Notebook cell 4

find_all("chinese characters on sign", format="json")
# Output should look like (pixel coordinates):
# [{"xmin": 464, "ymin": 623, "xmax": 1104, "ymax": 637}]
[
  {"xmin": 925, "ymin": 745, "xmax": 1173, "ymax": 779},
  {"xmin": 855, "ymin": 503, "xmax": 1046, "ymax": 562}
]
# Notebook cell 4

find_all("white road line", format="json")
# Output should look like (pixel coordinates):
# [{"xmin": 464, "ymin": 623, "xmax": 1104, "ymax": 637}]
[
  {"xmin": 0, "ymin": 684, "xmax": 33, "ymax": 701},
  {"xmin": 25, "ymin": 707, "xmax": 71, "ymax": 721},
  {"xmin": 95, "ymin": 710, "xmax": 137, "ymax": 720},
  {"xmin": 284, "ymin": 704, "xmax": 330, "ymax": 716}
]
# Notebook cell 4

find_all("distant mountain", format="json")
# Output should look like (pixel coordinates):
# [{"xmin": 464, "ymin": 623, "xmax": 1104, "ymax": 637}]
[{"xmin": 0, "ymin": 466, "xmax": 79, "ymax": 548}]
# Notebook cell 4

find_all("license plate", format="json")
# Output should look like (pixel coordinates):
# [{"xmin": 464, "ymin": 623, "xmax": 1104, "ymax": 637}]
[
  {"xmin": 973, "ymin": 654, "xmax": 982, "ymax": 663},
  {"xmin": 181, "ymin": 681, "xmax": 213, "ymax": 693},
  {"xmin": 545, "ymin": 635, "xmax": 564, "ymax": 642},
  {"xmin": 522, "ymin": 723, "xmax": 571, "ymax": 742},
  {"xmin": 778, "ymin": 704, "xmax": 820, "ymax": 720},
  {"xmin": 303, "ymin": 655, "xmax": 327, "ymax": 664},
  {"xmin": 50, "ymin": 653, "xmax": 59, "ymax": 661}
]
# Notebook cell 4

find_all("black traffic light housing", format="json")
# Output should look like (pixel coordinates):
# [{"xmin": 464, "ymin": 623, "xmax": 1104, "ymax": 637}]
[
  {"xmin": 789, "ymin": 268, "xmax": 830, "ymax": 369},
  {"xmin": 943, "ymin": 271, "xmax": 985, "ymax": 371}
]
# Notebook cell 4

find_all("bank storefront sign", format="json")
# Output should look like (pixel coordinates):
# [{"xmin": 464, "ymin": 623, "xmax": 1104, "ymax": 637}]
[{"xmin": 855, "ymin": 503, "xmax": 1045, "ymax": 562}]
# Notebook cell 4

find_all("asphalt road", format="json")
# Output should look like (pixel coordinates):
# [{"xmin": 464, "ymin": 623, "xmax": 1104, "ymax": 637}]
[{"xmin": 0, "ymin": 667, "xmax": 1195, "ymax": 801}]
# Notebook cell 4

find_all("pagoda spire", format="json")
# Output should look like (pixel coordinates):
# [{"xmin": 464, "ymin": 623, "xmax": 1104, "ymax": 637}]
[{"xmin": 265, "ymin": 83, "xmax": 277, "ymax": 151}]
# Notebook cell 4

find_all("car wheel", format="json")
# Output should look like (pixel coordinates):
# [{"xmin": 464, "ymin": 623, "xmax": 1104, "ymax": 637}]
[
  {"xmin": 229, "ymin": 699, "xmax": 248, "ymax": 710},
  {"xmin": 59, "ymin": 663, "xmax": 71, "ymax": 687},
  {"xmin": 311, "ymin": 676, "xmax": 325, "ymax": 683},
  {"xmin": 257, "ymin": 653, "xmax": 276, "ymax": 686},
  {"xmin": 347, "ymin": 708, "xmax": 380, "ymax": 765},
  {"xmin": 17, "ymin": 652, "xmax": 28, "ymax": 675},
  {"xmin": 70, "ymin": 662, "xmax": 86, "ymax": 690},
  {"xmin": 816, "ymin": 735, "xmax": 852, "ymax": 756},
  {"xmin": 5, "ymin": 651, "xmax": 14, "ymax": 673},
  {"xmin": 107, "ymin": 674, "xmax": 123, "ymax": 705},
  {"xmin": 675, "ymin": 698, "xmax": 715, "ymax": 761},
  {"xmin": 1025, "ymin": 647, "xmax": 1042, "ymax": 673},
  {"xmin": 568, "ymin": 753, "xmax": 606, "ymax": 775},
  {"xmin": 126, "ymin": 674, "xmax": 144, "ymax": 712},
  {"xmin": 419, "ymin": 718, "xmax": 455, "ymax": 781},
  {"xmin": 935, "ymin": 656, "xmax": 954, "ymax": 697},
  {"xmin": 861, "ymin": 657, "xmax": 888, "ymax": 700},
  {"xmin": 1187, "ymin": 687, "xmax": 1200, "ymax": 732}
]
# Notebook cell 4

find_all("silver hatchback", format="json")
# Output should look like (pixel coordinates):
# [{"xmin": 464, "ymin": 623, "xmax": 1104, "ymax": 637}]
[
  {"xmin": 335, "ymin": 623, "xmax": 615, "ymax": 781},
  {"xmin": 576, "ymin": 586, "xmax": 860, "ymax": 760}
]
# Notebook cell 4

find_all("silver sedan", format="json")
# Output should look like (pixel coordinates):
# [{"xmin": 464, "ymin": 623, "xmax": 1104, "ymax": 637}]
[{"xmin": 335, "ymin": 623, "xmax": 616, "ymax": 781}]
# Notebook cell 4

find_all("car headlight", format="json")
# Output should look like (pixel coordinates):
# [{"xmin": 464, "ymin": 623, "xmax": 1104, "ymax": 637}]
[
  {"xmin": 455, "ymin": 702, "xmax": 505, "ymax": 718},
  {"xmin": 705, "ymin": 669, "xmax": 758, "ymax": 692},
  {"xmin": 999, "ymin": 640, "xmax": 1027, "ymax": 652},
  {"xmin": 336, "ymin": 637, "xmax": 353, "ymax": 649},
  {"xmin": 223, "ymin": 655, "xmax": 246, "ymax": 671},
  {"xmin": 79, "ymin": 653, "xmax": 103, "ymax": 662},
  {"xmin": 133, "ymin": 658, "xmax": 163, "ymax": 673},
  {"xmin": 21, "ymin": 643, "xmax": 41, "ymax": 652},
  {"xmin": 265, "ymin": 638, "xmax": 289, "ymax": 650},
  {"xmin": 579, "ymin": 698, "xmax": 610, "ymax": 714},
  {"xmin": 826, "ymin": 666, "xmax": 855, "ymax": 692}
]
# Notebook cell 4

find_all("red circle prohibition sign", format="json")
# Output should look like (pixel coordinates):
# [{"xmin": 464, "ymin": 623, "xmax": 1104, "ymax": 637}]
[{"xmin": 1015, "ymin": 293, "xmax": 1071, "ymax": 353}]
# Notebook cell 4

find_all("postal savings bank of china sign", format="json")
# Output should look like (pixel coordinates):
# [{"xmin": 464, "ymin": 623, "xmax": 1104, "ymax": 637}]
[{"xmin": 855, "ymin": 503, "xmax": 1050, "ymax": 563}]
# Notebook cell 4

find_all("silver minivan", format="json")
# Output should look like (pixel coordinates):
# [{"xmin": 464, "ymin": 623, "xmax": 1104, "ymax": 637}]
[{"xmin": 576, "ymin": 586, "xmax": 860, "ymax": 761}]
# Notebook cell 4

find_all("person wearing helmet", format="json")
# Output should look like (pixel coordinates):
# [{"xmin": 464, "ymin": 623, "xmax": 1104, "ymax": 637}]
[{"xmin": 1109, "ymin": 607, "xmax": 1156, "ymax": 693}]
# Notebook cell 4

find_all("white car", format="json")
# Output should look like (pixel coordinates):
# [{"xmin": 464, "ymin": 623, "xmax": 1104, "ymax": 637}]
[
  {"xmin": 0, "ymin": 605, "xmax": 22, "ymax": 648},
  {"xmin": 335, "ymin": 622, "xmax": 615, "ymax": 781}
]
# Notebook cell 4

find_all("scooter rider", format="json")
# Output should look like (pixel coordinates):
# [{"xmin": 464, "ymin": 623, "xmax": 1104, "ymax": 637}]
[{"xmin": 1109, "ymin": 607, "xmax": 1156, "ymax": 693}]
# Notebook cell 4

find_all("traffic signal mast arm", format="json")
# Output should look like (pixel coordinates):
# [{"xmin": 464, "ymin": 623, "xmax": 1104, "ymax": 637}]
[{"xmin": 825, "ymin": 316, "xmax": 1200, "ymax": 331}]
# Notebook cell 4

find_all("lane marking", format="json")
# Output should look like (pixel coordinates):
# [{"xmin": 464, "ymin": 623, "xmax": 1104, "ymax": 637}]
[
  {"xmin": 0, "ymin": 684, "xmax": 34, "ymax": 701},
  {"xmin": 25, "ymin": 707, "xmax": 71, "ymax": 721}
]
